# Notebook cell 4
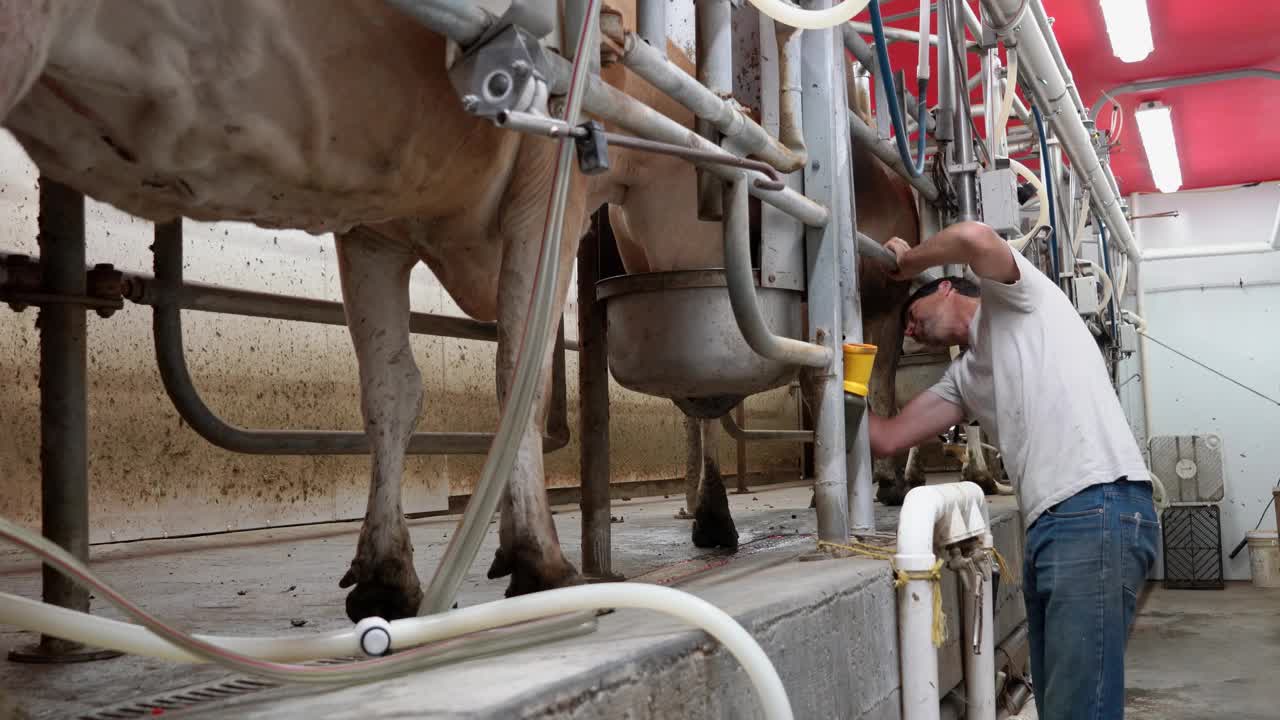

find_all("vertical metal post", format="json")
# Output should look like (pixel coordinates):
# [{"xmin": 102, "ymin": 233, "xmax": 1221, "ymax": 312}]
[
  {"xmin": 577, "ymin": 215, "xmax": 618, "ymax": 581},
  {"xmin": 802, "ymin": 0, "xmax": 851, "ymax": 544},
  {"xmin": 934, "ymin": 0, "xmax": 955, "ymax": 145},
  {"xmin": 9, "ymin": 180, "xmax": 119, "ymax": 663},
  {"xmin": 734, "ymin": 403, "xmax": 748, "ymax": 493},
  {"xmin": 637, "ymin": 0, "xmax": 666, "ymax": 49},
  {"xmin": 944, "ymin": 0, "xmax": 978, "ymax": 220},
  {"xmin": 696, "ymin": 0, "xmax": 733, "ymax": 220}
]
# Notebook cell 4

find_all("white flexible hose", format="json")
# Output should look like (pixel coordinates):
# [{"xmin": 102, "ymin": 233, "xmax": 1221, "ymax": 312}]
[
  {"xmin": 1149, "ymin": 471, "xmax": 1168, "ymax": 511},
  {"xmin": 1007, "ymin": 157, "xmax": 1049, "ymax": 252},
  {"xmin": 1072, "ymin": 188, "xmax": 1092, "ymax": 258},
  {"xmin": 0, "ymin": 515, "xmax": 793, "ymax": 719},
  {"xmin": 995, "ymin": 47, "xmax": 1018, "ymax": 147},
  {"xmin": 1121, "ymin": 308, "xmax": 1147, "ymax": 332},
  {"xmin": 1078, "ymin": 259, "xmax": 1114, "ymax": 311},
  {"xmin": 745, "ymin": 0, "xmax": 871, "ymax": 29}
]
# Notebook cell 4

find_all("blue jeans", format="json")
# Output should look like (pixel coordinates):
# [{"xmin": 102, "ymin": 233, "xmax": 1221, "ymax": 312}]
[{"xmin": 1023, "ymin": 479, "xmax": 1160, "ymax": 720}]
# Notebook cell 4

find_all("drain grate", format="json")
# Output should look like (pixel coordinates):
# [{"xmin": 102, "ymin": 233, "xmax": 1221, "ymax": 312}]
[
  {"xmin": 1162, "ymin": 504, "xmax": 1225, "ymax": 590},
  {"xmin": 79, "ymin": 657, "xmax": 360, "ymax": 719}
]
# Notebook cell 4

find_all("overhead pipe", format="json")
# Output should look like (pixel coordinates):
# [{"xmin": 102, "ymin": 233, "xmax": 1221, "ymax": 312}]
[
  {"xmin": 847, "ymin": 22, "xmax": 978, "ymax": 51},
  {"xmin": 621, "ymin": 33, "xmax": 805, "ymax": 174},
  {"xmin": 722, "ymin": 174, "xmax": 831, "ymax": 369},
  {"xmin": 150, "ymin": 221, "xmax": 568, "ymax": 456},
  {"xmin": 896, "ymin": 482, "xmax": 994, "ymax": 720},
  {"xmin": 980, "ymin": 0, "xmax": 1140, "ymax": 264},
  {"xmin": 384, "ymin": 0, "xmax": 494, "ymax": 49},
  {"xmin": 1089, "ymin": 68, "xmax": 1280, "ymax": 122}
]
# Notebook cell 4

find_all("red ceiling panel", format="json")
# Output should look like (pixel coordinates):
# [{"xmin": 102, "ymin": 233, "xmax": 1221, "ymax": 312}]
[{"xmin": 856, "ymin": 0, "xmax": 1280, "ymax": 193}]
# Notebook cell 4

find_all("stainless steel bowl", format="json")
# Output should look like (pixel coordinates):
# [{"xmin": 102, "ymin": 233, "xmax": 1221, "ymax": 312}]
[{"xmin": 597, "ymin": 270, "xmax": 804, "ymax": 401}]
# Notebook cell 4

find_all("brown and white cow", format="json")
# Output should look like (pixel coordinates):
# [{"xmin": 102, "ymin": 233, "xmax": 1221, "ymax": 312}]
[{"xmin": 0, "ymin": 0, "xmax": 928, "ymax": 621}]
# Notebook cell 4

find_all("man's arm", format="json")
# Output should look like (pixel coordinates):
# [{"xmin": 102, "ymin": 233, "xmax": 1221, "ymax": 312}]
[
  {"xmin": 868, "ymin": 390, "xmax": 965, "ymax": 458},
  {"xmin": 888, "ymin": 221, "xmax": 1019, "ymax": 284}
]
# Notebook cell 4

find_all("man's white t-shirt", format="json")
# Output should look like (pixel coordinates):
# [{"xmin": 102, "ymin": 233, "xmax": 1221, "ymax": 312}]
[{"xmin": 927, "ymin": 246, "xmax": 1150, "ymax": 529}]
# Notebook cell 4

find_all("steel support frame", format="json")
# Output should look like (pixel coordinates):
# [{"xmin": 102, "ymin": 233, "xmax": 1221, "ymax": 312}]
[{"xmin": 801, "ymin": 0, "xmax": 860, "ymax": 542}]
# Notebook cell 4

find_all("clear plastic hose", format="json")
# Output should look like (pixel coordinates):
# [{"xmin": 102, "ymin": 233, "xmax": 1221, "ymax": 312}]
[
  {"xmin": 0, "ymin": 513, "xmax": 792, "ymax": 718},
  {"xmin": 419, "ymin": 0, "xmax": 603, "ymax": 615}
]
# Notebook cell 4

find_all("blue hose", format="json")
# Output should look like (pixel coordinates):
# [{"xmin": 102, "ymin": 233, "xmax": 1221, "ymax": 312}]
[
  {"xmin": 867, "ymin": 0, "xmax": 928, "ymax": 177},
  {"xmin": 1032, "ymin": 105, "xmax": 1060, "ymax": 280}
]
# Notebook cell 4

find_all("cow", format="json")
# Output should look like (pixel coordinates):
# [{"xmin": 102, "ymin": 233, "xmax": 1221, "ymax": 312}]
[{"xmin": 0, "ymin": 0, "xmax": 969, "ymax": 623}]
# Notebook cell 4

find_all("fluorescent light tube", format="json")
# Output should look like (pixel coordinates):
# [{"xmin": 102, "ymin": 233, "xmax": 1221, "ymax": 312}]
[
  {"xmin": 1099, "ymin": 0, "xmax": 1154, "ymax": 63},
  {"xmin": 1135, "ymin": 101, "xmax": 1182, "ymax": 194}
]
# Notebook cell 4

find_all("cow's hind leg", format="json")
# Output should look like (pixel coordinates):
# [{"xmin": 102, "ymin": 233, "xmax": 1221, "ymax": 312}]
[
  {"xmin": 335, "ymin": 228, "xmax": 423, "ymax": 622},
  {"xmin": 691, "ymin": 421, "xmax": 738, "ymax": 550},
  {"xmin": 485, "ymin": 143, "xmax": 586, "ymax": 597},
  {"xmin": 864, "ymin": 310, "xmax": 910, "ymax": 506}
]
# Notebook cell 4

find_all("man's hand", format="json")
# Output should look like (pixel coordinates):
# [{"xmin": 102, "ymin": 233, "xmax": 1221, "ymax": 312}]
[{"xmin": 886, "ymin": 237, "xmax": 915, "ymax": 282}]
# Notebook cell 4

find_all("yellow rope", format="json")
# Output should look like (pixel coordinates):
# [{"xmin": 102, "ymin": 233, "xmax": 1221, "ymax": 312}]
[
  {"xmin": 987, "ymin": 546, "xmax": 1015, "ymax": 585},
  {"xmin": 894, "ymin": 560, "xmax": 947, "ymax": 648},
  {"xmin": 816, "ymin": 539, "xmax": 947, "ymax": 647}
]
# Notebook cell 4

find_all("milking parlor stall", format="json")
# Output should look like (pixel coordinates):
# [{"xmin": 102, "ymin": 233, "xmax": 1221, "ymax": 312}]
[{"xmin": 2, "ymin": 0, "xmax": 1279, "ymax": 718}]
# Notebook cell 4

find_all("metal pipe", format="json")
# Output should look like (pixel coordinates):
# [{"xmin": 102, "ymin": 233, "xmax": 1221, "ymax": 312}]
[
  {"xmin": 980, "ymin": 0, "xmax": 1140, "ymax": 263},
  {"xmin": 882, "ymin": 2, "xmax": 937, "ymax": 23},
  {"xmin": 636, "ymin": 0, "xmax": 666, "ymax": 49},
  {"xmin": 561, "ymin": 65, "xmax": 829, "ymax": 226},
  {"xmin": 933, "ymin": 0, "xmax": 955, "ymax": 145},
  {"xmin": 1029, "ymin": 0, "xmax": 1086, "ymax": 117},
  {"xmin": 857, "ymin": 231, "xmax": 901, "ymax": 272},
  {"xmin": 150, "ymin": 221, "xmax": 566, "ymax": 456},
  {"xmin": 849, "ymin": 112, "xmax": 941, "ymax": 202},
  {"xmin": 720, "ymin": 413, "xmax": 814, "ymax": 442},
  {"xmin": 622, "ymin": 33, "xmax": 804, "ymax": 175},
  {"xmin": 723, "ymin": 175, "xmax": 830, "ymax": 368},
  {"xmin": 577, "ymin": 216, "xmax": 615, "ymax": 580},
  {"xmin": 1089, "ymin": 69, "xmax": 1280, "ymax": 122},
  {"xmin": 841, "ymin": 26, "xmax": 936, "ymax": 135},
  {"xmin": 696, "ymin": 0, "xmax": 733, "ymax": 219},
  {"xmin": 775, "ymin": 24, "xmax": 809, "ymax": 166},
  {"xmin": 847, "ymin": 21, "xmax": 978, "ymax": 50},
  {"xmin": 802, "ymin": 6, "xmax": 852, "ymax": 543},
  {"xmin": 383, "ymin": 0, "xmax": 494, "ymax": 49},
  {"xmin": 23, "ymin": 180, "xmax": 97, "ymax": 660},
  {"xmin": 944, "ymin": 0, "xmax": 978, "ymax": 220},
  {"xmin": 734, "ymin": 404, "xmax": 749, "ymax": 493}
]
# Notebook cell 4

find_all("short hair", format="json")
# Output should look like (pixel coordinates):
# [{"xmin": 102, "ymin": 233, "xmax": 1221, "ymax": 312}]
[{"xmin": 902, "ymin": 276, "xmax": 980, "ymax": 325}]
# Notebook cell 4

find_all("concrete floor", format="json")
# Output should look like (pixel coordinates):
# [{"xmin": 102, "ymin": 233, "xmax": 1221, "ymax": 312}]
[
  {"xmin": 1125, "ymin": 582, "xmax": 1280, "ymax": 720},
  {"xmin": 0, "ymin": 482, "xmax": 924, "ymax": 719}
]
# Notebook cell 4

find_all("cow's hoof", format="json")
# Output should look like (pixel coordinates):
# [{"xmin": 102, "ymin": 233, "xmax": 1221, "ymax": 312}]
[
  {"xmin": 691, "ymin": 496, "xmax": 739, "ymax": 551},
  {"xmin": 342, "ymin": 577, "xmax": 423, "ymax": 623},
  {"xmin": 876, "ymin": 481, "xmax": 907, "ymax": 507},
  {"xmin": 487, "ymin": 545, "xmax": 585, "ymax": 598}
]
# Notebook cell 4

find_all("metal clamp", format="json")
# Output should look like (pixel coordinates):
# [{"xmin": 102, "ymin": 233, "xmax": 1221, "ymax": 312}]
[{"xmin": 448, "ymin": 25, "xmax": 554, "ymax": 120}]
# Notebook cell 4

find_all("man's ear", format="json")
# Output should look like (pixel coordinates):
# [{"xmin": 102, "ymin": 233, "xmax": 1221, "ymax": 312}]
[{"xmin": 938, "ymin": 280, "xmax": 952, "ymax": 296}]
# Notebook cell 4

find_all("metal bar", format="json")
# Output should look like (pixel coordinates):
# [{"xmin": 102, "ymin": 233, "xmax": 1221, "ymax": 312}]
[
  {"xmin": 1090, "ymin": 69, "xmax": 1280, "ymax": 121},
  {"xmin": 383, "ymin": 0, "xmax": 494, "ymax": 49},
  {"xmin": 980, "ymin": 0, "xmax": 1140, "ymax": 263},
  {"xmin": 734, "ymin": 404, "xmax": 748, "ymax": 493},
  {"xmin": 636, "ymin": 0, "xmax": 666, "ymax": 49},
  {"xmin": 720, "ymin": 412, "xmax": 814, "ymax": 442},
  {"xmin": 544, "ymin": 35, "xmax": 829, "ymax": 226},
  {"xmin": 801, "ymin": 3, "xmax": 851, "ymax": 544},
  {"xmin": 857, "ymin": 231, "xmax": 901, "ymax": 272},
  {"xmin": 883, "ymin": 2, "xmax": 937, "ymax": 24},
  {"xmin": 492, "ymin": 111, "xmax": 786, "ymax": 190},
  {"xmin": 622, "ymin": 32, "xmax": 804, "ymax": 175},
  {"xmin": 576, "ymin": 216, "xmax": 614, "ymax": 580},
  {"xmin": 150, "ymin": 220, "xmax": 567, "ymax": 456},
  {"xmin": 848, "ymin": 112, "xmax": 940, "ymax": 203},
  {"xmin": 841, "ymin": 25, "xmax": 936, "ymax": 135},
  {"xmin": 37, "ymin": 179, "xmax": 90, "ymax": 646},
  {"xmin": 945, "ymin": 0, "xmax": 978, "ymax": 220},
  {"xmin": 696, "ymin": 0, "xmax": 732, "ymax": 219},
  {"xmin": 722, "ymin": 175, "xmax": 831, "ymax": 369}
]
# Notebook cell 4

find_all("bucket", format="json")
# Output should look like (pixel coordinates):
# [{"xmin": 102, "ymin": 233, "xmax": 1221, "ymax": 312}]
[
  {"xmin": 843, "ymin": 343, "xmax": 877, "ymax": 397},
  {"xmin": 1246, "ymin": 530, "xmax": 1280, "ymax": 588}
]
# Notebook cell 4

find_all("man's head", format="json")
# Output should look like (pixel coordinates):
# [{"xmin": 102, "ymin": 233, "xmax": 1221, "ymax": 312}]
[{"xmin": 902, "ymin": 276, "xmax": 980, "ymax": 347}]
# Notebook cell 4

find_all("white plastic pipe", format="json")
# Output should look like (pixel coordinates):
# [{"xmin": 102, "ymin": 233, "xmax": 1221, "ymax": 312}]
[
  {"xmin": 896, "ymin": 482, "xmax": 992, "ymax": 720},
  {"xmin": 1007, "ymin": 158, "xmax": 1049, "ymax": 252},
  {"xmin": 746, "ymin": 0, "xmax": 872, "ymax": 30},
  {"xmin": 0, "ymin": 583, "xmax": 792, "ymax": 718},
  {"xmin": 963, "ymin": 545, "xmax": 997, "ymax": 720}
]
